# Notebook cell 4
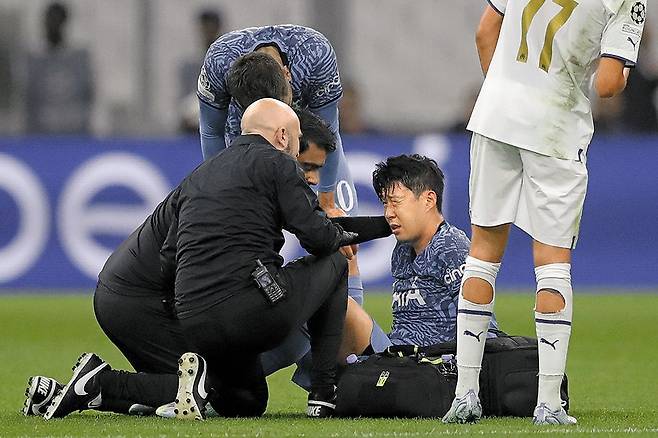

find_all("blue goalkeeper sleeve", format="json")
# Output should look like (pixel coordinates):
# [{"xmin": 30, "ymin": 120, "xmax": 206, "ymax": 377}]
[
  {"xmin": 199, "ymin": 98, "xmax": 227, "ymax": 160},
  {"xmin": 312, "ymin": 102, "xmax": 342, "ymax": 193}
]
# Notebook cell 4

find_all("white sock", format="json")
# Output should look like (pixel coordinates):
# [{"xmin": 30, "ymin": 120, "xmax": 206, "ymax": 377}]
[
  {"xmin": 535, "ymin": 263, "xmax": 572, "ymax": 411},
  {"xmin": 455, "ymin": 256, "xmax": 500, "ymax": 398}
]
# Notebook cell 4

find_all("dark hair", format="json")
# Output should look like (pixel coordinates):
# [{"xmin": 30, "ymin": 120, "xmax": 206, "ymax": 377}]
[
  {"xmin": 372, "ymin": 154, "xmax": 445, "ymax": 212},
  {"xmin": 227, "ymin": 52, "xmax": 290, "ymax": 110},
  {"xmin": 46, "ymin": 2, "xmax": 68, "ymax": 23},
  {"xmin": 198, "ymin": 10, "xmax": 222, "ymax": 27},
  {"xmin": 295, "ymin": 108, "xmax": 336, "ymax": 154}
]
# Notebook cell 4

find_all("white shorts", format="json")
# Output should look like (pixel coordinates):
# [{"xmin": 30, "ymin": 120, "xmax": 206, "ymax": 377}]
[{"xmin": 469, "ymin": 133, "xmax": 588, "ymax": 249}]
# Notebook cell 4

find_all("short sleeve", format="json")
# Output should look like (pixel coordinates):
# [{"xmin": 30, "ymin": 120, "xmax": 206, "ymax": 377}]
[
  {"xmin": 487, "ymin": 0, "xmax": 507, "ymax": 15},
  {"xmin": 298, "ymin": 33, "xmax": 343, "ymax": 109},
  {"xmin": 601, "ymin": 0, "xmax": 647, "ymax": 67}
]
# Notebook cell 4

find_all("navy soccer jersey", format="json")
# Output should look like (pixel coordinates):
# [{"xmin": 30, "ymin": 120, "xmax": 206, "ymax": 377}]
[
  {"xmin": 388, "ymin": 222, "xmax": 498, "ymax": 346},
  {"xmin": 198, "ymin": 25, "xmax": 342, "ymax": 148}
]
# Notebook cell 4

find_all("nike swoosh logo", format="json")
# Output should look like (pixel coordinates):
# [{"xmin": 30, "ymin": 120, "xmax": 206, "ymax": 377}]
[
  {"xmin": 74, "ymin": 363, "xmax": 108, "ymax": 396},
  {"xmin": 196, "ymin": 361, "xmax": 208, "ymax": 399}
]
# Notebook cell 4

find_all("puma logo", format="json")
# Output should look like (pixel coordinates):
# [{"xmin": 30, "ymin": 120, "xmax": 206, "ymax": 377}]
[
  {"xmin": 540, "ymin": 338, "xmax": 560, "ymax": 350},
  {"xmin": 464, "ymin": 330, "xmax": 484, "ymax": 342},
  {"xmin": 628, "ymin": 37, "xmax": 638, "ymax": 50}
]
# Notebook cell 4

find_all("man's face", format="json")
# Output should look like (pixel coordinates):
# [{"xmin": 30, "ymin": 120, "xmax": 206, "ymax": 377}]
[
  {"xmin": 381, "ymin": 182, "xmax": 433, "ymax": 244},
  {"xmin": 297, "ymin": 142, "xmax": 327, "ymax": 186}
]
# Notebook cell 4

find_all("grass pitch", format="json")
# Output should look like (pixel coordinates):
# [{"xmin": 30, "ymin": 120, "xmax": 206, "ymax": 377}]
[{"xmin": 0, "ymin": 292, "xmax": 657, "ymax": 437}]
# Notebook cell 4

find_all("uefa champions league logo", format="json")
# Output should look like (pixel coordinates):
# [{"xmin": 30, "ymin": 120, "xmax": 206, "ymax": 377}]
[{"xmin": 630, "ymin": 2, "xmax": 646, "ymax": 25}]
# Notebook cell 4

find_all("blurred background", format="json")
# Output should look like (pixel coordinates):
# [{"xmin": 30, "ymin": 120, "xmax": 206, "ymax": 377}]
[{"xmin": 1, "ymin": 0, "xmax": 657, "ymax": 292}]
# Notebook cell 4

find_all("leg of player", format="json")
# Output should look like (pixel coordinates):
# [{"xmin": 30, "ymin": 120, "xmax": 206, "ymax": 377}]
[
  {"xmin": 443, "ymin": 223, "xmax": 509, "ymax": 424},
  {"xmin": 337, "ymin": 297, "xmax": 392, "ymax": 362},
  {"xmin": 532, "ymin": 240, "xmax": 577, "ymax": 425},
  {"xmin": 347, "ymin": 258, "xmax": 364, "ymax": 305}
]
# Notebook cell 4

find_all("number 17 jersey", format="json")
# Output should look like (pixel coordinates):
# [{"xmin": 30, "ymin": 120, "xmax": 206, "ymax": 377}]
[{"xmin": 468, "ymin": 0, "xmax": 646, "ymax": 160}]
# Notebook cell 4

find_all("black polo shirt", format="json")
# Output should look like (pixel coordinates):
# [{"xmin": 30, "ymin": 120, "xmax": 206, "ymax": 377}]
[{"xmin": 174, "ymin": 134, "xmax": 343, "ymax": 318}]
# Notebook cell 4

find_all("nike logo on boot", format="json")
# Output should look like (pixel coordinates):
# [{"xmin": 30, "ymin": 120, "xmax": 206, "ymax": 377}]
[{"xmin": 74, "ymin": 363, "xmax": 108, "ymax": 396}]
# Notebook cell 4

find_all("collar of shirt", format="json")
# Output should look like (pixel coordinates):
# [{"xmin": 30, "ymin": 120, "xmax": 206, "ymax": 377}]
[{"xmin": 230, "ymin": 134, "xmax": 273, "ymax": 148}]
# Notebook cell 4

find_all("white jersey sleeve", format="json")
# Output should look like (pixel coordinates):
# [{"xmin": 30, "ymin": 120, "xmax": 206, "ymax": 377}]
[
  {"xmin": 487, "ymin": 0, "xmax": 508, "ymax": 15},
  {"xmin": 601, "ymin": 0, "xmax": 647, "ymax": 67}
]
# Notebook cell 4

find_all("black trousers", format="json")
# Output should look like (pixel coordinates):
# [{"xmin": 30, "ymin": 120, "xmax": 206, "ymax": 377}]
[
  {"xmin": 92, "ymin": 252, "xmax": 346, "ymax": 415},
  {"xmin": 93, "ymin": 283, "xmax": 183, "ymax": 411},
  {"xmin": 179, "ymin": 252, "xmax": 348, "ymax": 414},
  {"xmin": 94, "ymin": 282, "xmax": 186, "ymax": 374}
]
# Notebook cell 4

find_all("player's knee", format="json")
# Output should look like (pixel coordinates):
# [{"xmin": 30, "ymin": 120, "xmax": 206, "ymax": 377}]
[{"xmin": 535, "ymin": 263, "xmax": 572, "ymax": 317}]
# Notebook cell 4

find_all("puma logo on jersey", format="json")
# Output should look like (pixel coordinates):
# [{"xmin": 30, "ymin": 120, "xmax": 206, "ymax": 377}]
[
  {"xmin": 464, "ymin": 330, "xmax": 484, "ymax": 342},
  {"xmin": 540, "ymin": 338, "xmax": 560, "ymax": 350},
  {"xmin": 628, "ymin": 37, "xmax": 638, "ymax": 50},
  {"xmin": 392, "ymin": 289, "xmax": 426, "ymax": 307}
]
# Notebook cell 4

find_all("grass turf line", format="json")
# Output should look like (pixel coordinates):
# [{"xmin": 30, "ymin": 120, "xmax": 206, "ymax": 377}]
[{"xmin": 0, "ymin": 292, "xmax": 656, "ymax": 437}]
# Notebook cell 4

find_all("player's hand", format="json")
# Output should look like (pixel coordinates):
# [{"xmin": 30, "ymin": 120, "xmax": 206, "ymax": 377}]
[
  {"xmin": 325, "ymin": 207, "xmax": 359, "ymax": 259},
  {"xmin": 337, "ymin": 231, "xmax": 359, "ymax": 260}
]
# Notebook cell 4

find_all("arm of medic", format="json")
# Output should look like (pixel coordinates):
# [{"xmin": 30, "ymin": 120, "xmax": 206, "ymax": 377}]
[
  {"xmin": 276, "ymin": 158, "xmax": 356, "ymax": 255},
  {"xmin": 329, "ymin": 216, "xmax": 392, "ymax": 244},
  {"xmin": 199, "ymin": 99, "xmax": 228, "ymax": 160}
]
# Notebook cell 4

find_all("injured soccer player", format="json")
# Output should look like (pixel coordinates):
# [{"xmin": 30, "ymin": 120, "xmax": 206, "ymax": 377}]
[{"xmin": 371, "ymin": 154, "xmax": 499, "ymax": 347}]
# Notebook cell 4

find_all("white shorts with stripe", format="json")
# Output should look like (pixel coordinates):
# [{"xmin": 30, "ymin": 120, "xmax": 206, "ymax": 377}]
[{"xmin": 469, "ymin": 133, "xmax": 588, "ymax": 249}]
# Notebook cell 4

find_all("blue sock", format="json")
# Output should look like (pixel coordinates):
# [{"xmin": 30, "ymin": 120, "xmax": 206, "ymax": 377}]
[
  {"xmin": 348, "ymin": 275, "xmax": 363, "ymax": 306},
  {"xmin": 369, "ymin": 319, "xmax": 392, "ymax": 353}
]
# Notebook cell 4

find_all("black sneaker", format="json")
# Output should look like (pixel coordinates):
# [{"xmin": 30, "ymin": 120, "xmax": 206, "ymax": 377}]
[
  {"xmin": 22, "ymin": 376, "xmax": 63, "ymax": 416},
  {"xmin": 173, "ymin": 352, "xmax": 210, "ymax": 420},
  {"xmin": 44, "ymin": 353, "xmax": 110, "ymax": 419},
  {"xmin": 307, "ymin": 387, "xmax": 337, "ymax": 418}
]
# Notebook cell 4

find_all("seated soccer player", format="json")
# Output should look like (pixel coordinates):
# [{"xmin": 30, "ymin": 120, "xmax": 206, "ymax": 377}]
[{"xmin": 371, "ymin": 154, "xmax": 498, "ymax": 346}]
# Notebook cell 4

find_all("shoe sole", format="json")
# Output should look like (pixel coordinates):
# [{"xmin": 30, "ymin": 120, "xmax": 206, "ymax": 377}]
[
  {"xmin": 442, "ymin": 400, "xmax": 482, "ymax": 424},
  {"xmin": 533, "ymin": 416, "xmax": 578, "ymax": 425},
  {"xmin": 22, "ymin": 376, "xmax": 36, "ymax": 416},
  {"xmin": 174, "ymin": 353, "xmax": 204, "ymax": 420},
  {"xmin": 44, "ymin": 353, "xmax": 94, "ymax": 420}
]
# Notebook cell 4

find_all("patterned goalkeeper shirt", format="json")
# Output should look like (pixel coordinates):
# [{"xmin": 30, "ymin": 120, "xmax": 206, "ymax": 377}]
[{"xmin": 388, "ymin": 222, "xmax": 498, "ymax": 346}]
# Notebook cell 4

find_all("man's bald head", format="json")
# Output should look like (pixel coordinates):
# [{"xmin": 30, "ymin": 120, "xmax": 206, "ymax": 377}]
[{"xmin": 241, "ymin": 98, "xmax": 301, "ymax": 158}]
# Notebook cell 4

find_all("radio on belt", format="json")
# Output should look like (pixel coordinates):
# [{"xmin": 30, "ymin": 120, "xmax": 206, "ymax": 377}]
[{"xmin": 251, "ymin": 259, "xmax": 286, "ymax": 304}]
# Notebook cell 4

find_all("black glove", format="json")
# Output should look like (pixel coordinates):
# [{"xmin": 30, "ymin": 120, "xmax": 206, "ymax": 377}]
[
  {"xmin": 330, "ymin": 216, "xmax": 391, "ymax": 244},
  {"xmin": 338, "ymin": 230, "xmax": 360, "ymax": 247},
  {"xmin": 333, "ymin": 223, "xmax": 360, "ymax": 248}
]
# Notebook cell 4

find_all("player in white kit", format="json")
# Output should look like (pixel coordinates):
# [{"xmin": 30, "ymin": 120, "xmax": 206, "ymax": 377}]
[{"xmin": 443, "ymin": 0, "xmax": 646, "ymax": 425}]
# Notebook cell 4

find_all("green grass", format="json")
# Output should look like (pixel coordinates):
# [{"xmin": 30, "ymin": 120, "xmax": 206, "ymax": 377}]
[{"xmin": 1, "ymin": 292, "xmax": 657, "ymax": 437}]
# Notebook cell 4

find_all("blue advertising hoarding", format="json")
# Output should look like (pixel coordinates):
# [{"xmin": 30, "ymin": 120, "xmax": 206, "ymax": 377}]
[{"xmin": 0, "ymin": 134, "xmax": 656, "ymax": 292}]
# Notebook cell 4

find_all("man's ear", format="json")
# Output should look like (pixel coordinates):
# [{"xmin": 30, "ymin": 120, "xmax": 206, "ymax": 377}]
[
  {"xmin": 274, "ymin": 126, "xmax": 288, "ymax": 150},
  {"xmin": 425, "ymin": 190, "xmax": 437, "ymax": 212},
  {"xmin": 283, "ymin": 66, "xmax": 292, "ymax": 82}
]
